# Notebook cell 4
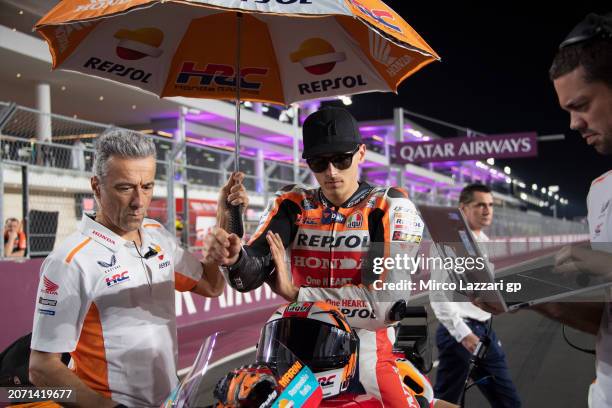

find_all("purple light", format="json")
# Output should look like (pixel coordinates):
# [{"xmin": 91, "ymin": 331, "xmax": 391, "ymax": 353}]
[
  {"xmin": 261, "ymin": 135, "xmax": 292, "ymax": 143},
  {"xmin": 186, "ymin": 113, "xmax": 218, "ymax": 122},
  {"xmin": 412, "ymin": 185, "xmax": 430, "ymax": 193},
  {"xmin": 361, "ymin": 161, "xmax": 381, "ymax": 168}
]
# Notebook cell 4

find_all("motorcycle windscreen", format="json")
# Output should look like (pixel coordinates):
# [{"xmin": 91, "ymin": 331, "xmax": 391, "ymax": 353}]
[{"xmin": 256, "ymin": 318, "xmax": 354, "ymax": 372}]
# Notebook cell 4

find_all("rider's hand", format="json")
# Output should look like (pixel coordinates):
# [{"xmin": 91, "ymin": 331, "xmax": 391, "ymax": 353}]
[
  {"xmin": 216, "ymin": 172, "xmax": 249, "ymax": 229},
  {"xmin": 202, "ymin": 227, "xmax": 242, "ymax": 266},
  {"xmin": 266, "ymin": 231, "xmax": 298, "ymax": 301},
  {"xmin": 218, "ymin": 172, "xmax": 248, "ymax": 210},
  {"xmin": 460, "ymin": 332, "xmax": 480, "ymax": 353},
  {"xmin": 6, "ymin": 230, "xmax": 17, "ymax": 242}
]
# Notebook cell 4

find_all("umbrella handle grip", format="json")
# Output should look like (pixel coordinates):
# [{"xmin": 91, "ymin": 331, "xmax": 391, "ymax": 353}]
[{"xmin": 227, "ymin": 203, "xmax": 244, "ymax": 239}]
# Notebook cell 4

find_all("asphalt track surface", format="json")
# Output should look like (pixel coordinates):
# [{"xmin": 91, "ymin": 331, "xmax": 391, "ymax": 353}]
[
  {"xmin": 426, "ymin": 305, "xmax": 597, "ymax": 408},
  {"xmin": 179, "ymin": 307, "xmax": 596, "ymax": 407}
]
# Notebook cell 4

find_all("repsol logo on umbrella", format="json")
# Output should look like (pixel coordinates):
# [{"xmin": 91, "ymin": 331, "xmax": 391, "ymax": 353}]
[
  {"xmin": 291, "ymin": 38, "xmax": 367, "ymax": 95},
  {"xmin": 83, "ymin": 57, "xmax": 153, "ymax": 83},
  {"xmin": 175, "ymin": 62, "xmax": 268, "ymax": 91},
  {"xmin": 291, "ymin": 38, "xmax": 346, "ymax": 75},
  {"xmin": 114, "ymin": 28, "xmax": 164, "ymax": 61},
  {"xmin": 298, "ymin": 75, "xmax": 367, "ymax": 95}
]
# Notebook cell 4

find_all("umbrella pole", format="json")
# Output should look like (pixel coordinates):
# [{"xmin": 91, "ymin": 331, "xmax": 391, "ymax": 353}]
[
  {"xmin": 234, "ymin": 12, "xmax": 242, "ymax": 173},
  {"xmin": 228, "ymin": 12, "xmax": 244, "ymax": 238}
]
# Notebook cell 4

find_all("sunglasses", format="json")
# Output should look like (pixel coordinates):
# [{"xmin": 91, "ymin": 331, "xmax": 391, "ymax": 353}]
[
  {"xmin": 306, "ymin": 147, "xmax": 359, "ymax": 173},
  {"xmin": 559, "ymin": 13, "xmax": 611, "ymax": 49}
]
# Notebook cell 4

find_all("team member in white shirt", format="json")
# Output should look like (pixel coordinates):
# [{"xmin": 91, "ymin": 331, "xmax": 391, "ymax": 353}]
[
  {"xmin": 430, "ymin": 184, "xmax": 520, "ymax": 407},
  {"xmin": 532, "ymin": 12, "xmax": 612, "ymax": 408},
  {"xmin": 28, "ymin": 129, "xmax": 235, "ymax": 407}
]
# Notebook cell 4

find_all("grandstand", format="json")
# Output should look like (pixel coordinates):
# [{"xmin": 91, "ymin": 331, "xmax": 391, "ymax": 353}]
[{"xmin": 0, "ymin": 101, "xmax": 586, "ymax": 258}]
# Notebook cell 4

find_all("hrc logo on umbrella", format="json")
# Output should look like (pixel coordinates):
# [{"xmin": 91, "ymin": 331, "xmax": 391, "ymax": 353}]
[{"xmin": 175, "ymin": 62, "xmax": 268, "ymax": 90}]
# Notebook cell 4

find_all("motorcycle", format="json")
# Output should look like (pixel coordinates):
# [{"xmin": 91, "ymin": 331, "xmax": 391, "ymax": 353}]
[{"xmin": 162, "ymin": 301, "xmax": 456, "ymax": 408}]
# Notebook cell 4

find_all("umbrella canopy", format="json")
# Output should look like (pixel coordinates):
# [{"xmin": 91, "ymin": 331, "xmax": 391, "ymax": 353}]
[{"xmin": 35, "ymin": 0, "xmax": 440, "ymax": 106}]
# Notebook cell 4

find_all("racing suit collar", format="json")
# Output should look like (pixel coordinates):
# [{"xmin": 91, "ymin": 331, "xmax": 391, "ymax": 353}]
[
  {"xmin": 318, "ymin": 181, "xmax": 373, "ymax": 209},
  {"xmin": 79, "ymin": 213, "xmax": 126, "ymax": 252}
]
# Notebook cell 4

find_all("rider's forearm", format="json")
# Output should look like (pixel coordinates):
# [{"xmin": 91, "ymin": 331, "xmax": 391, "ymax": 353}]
[
  {"xmin": 224, "ymin": 246, "xmax": 276, "ymax": 292},
  {"xmin": 233, "ymin": 247, "xmax": 273, "ymax": 271},
  {"xmin": 216, "ymin": 209, "xmax": 229, "ymax": 232}
]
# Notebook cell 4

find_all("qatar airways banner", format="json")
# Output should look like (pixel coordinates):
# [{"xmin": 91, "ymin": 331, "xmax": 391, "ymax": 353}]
[{"xmin": 394, "ymin": 132, "xmax": 538, "ymax": 164}]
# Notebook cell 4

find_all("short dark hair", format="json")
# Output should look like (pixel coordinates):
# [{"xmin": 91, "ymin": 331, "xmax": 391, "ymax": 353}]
[
  {"xmin": 549, "ymin": 13, "xmax": 612, "ymax": 87},
  {"xmin": 549, "ymin": 40, "xmax": 612, "ymax": 87},
  {"xmin": 459, "ymin": 184, "xmax": 492, "ymax": 205}
]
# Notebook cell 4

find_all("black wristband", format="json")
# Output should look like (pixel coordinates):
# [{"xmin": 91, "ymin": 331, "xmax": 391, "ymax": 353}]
[{"xmin": 114, "ymin": 404, "xmax": 128, "ymax": 408}]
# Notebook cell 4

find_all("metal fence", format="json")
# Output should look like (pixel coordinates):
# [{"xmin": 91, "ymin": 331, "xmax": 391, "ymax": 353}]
[{"xmin": 0, "ymin": 102, "xmax": 587, "ymax": 259}]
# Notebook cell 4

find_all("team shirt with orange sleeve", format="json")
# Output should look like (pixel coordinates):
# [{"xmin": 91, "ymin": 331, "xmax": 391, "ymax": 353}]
[
  {"xmin": 30, "ymin": 215, "xmax": 203, "ymax": 408},
  {"xmin": 237, "ymin": 182, "xmax": 424, "ymax": 331}
]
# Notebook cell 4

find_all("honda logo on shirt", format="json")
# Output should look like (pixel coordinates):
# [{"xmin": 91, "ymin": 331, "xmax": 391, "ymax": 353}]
[
  {"xmin": 106, "ymin": 271, "xmax": 130, "ymax": 287},
  {"xmin": 41, "ymin": 276, "xmax": 59, "ymax": 295}
]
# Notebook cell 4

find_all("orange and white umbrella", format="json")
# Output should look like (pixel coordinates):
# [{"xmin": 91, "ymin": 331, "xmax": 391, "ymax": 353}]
[
  {"xmin": 35, "ymin": 0, "xmax": 439, "ymax": 105},
  {"xmin": 35, "ymin": 0, "xmax": 439, "ymax": 235}
]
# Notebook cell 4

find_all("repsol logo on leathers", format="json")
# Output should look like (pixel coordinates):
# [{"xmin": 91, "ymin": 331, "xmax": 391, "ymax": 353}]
[
  {"xmin": 341, "ymin": 308, "xmax": 376, "ymax": 319},
  {"xmin": 296, "ymin": 233, "xmax": 369, "ymax": 248}
]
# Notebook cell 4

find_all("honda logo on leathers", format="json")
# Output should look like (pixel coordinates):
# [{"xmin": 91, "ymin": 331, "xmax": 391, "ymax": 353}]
[{"xmin": 293, "ymin": 256, "xmax": 362, "ymax": 270}]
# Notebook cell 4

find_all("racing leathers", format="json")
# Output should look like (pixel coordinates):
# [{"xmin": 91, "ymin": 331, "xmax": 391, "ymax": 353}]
[{"xmin": 229, "ymin": 181, "xmax": 426, "ymax": 407}]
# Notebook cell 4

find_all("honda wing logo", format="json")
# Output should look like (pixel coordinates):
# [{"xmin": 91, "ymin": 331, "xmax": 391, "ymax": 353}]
[
  {"xmin": 368, "ymin": 31, "xmax": 412, "ymax": 77},
  {"xmin": 369, "ymin": 31, "xmax": 395, "ymax": 66},
  {"xmin": 42, "ymin": 276, "xmax": 59, "ymax": 295}
]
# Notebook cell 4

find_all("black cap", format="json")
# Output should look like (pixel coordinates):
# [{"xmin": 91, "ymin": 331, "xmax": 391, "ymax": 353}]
[
  {"xmin": 302, "ymin": 107, "xmax": 362, "ymax": 159},
  {"xmin": 559, "ymin": 12, "xmax": 612, "ymax": 49}
]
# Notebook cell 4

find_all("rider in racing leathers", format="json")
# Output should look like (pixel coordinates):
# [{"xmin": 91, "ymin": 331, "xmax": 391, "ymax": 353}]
[{"xmin": 207, "ymin": 107, "xmax": 427, "ymax": 408}]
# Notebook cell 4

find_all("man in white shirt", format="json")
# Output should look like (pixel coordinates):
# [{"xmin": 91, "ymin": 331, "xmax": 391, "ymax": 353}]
[
  {"xmin": 430, "ymin": 184, "xmax": 520, "ymax": 407},
  {"xmin": 531, "ymin": 12, "xmax": 612, "ymax": 408},
  {"xmin": 28, "ymin": 129, "xmax": 232, "ymax": 407}
]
